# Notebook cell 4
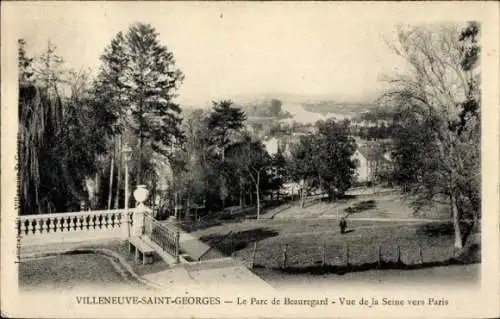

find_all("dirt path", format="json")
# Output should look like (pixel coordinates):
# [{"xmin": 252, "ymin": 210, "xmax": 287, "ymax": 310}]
[{"xmin": 283, "ymin": 220, "xmax": 432, "ymax": 238}]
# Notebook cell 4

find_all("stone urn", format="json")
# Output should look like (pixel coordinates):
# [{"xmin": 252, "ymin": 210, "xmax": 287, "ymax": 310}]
[{"xmin": 133, "ymin": 184, "xmax": 149, "ymax": 207}]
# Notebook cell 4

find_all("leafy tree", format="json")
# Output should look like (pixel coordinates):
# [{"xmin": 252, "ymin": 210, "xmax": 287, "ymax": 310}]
[
  {"xmin": 268, "ymin": 151, "xmax": 287, "ymax": 199},
  {"xmin": 313, "ymin": 120, "xmax": 357, "ymax": 199},
  {"xmin": 287, "ymin": 135, "xmax": 318, "ymax": 208},
  {"xmin": 95, "ymin": 22, "xmax": 184, "ymax": 184},
  {"xmin": 205, "ymin": 100, "xmax": 246, "ymax": 209},
  {"xmin": 18, "ymin": 40, "xmax": 113, "ymax": 214},
  {"xmin": 288, "ymin": 120, "xmax": 356, "ymax": 207},
  {"xmin": 382, "ymin": 23, "xmax": 480, "ymax": 248},
  {"xmin": 18, "ymin": 39, "xmax": 34, "ymax": 84},
  {"xmin": 226, "ymin": 136, "xmax": 272, "ymax": 219},
  {"xmin": 207, "ymin": 100, "xmax": 246, "ymax": 157},
  {"xmin": 171, "ymin": 108, "xmax": 215, "ymax": 219}
]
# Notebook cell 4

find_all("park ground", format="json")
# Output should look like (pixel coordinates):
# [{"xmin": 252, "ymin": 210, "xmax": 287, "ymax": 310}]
[{"xmin": 184, "ymin": 190, "xmax": 479, "ymax": 281}]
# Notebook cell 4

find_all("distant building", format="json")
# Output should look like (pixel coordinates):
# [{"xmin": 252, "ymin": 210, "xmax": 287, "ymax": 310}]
[
  {"xmin": 263, "ymin": 137, "xmax": 279, "ymax": 155},
  {"xmin": 352, "ymin": 145, "xmax": 393, "ymax": 183},
  {"xmin": 277, "ymin": 133, "xmax": 309, "ymax": 158}
]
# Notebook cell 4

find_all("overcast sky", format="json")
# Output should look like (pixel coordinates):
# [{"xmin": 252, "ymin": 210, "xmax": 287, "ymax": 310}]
[{"xmin": 4, "ymin": 2, "xmax": 478, "ymax": 107}]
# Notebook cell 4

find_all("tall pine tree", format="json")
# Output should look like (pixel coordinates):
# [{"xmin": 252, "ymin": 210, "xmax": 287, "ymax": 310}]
[{"xmin": 96, "ymin": 23, "xmax": 184, "ymax": 184}]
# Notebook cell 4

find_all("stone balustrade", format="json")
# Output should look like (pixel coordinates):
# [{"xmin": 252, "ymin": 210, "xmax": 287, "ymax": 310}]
[{"xmin": 17, "ymin": 209, "xmax": 134, "ymax": 246}]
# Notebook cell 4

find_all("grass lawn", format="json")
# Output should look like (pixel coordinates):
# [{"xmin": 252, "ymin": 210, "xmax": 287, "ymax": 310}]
[
  {"xmin": 191, "ymin": 218, "xmax": 473, "ymax": 271},
  {"xmin": 19, "ymin": 240, "xmax": 170, "ymax": 291},
  {"xmin": 263, "ymin": 192, "xmax": 450, "ymax": 220},
  {"xmin": 183, "ymin": 191, "xmax": 465, "ymax": 271},
  {"xmin": 19, "ymin": 253, "xmax": 140, "ymax": 291}
]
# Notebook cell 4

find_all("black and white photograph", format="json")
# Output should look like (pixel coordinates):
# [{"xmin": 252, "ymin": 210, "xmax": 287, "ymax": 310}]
[{"xmin": 1, "ymin": 2, "xmax": 499, "ymax": 318}]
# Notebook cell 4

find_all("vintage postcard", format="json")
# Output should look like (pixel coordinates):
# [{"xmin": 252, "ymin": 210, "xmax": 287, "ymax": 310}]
[{"xmin": 1, "ymin": 1, "xmax": 499, "ymax": 318}]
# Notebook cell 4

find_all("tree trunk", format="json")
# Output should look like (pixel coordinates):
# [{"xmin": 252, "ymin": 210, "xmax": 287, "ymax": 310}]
[
  {"xmin": 85, "ymin": 176, "xmax": 96, "ymax": 210},
  {"xmin": 174, "ymin": 192, "xmax": 179, "ymax": 219},
  {"xmin": 220, "ymin": 176, "xmax": 227, "ymax": 209},
  {"xmin": 94, "ymin": 172, "xmax": 101, "ymax": 209},
  {"xmin": 468, "ymin": 189, "xmax": 480, "ymax": 232},
  {"xmin": 472, "ymin": 210, "xmax": 480, "ymax": 233},
  {"xmin": 107, "ymin": 154, "xmax": 114, "ymax": 210},
  {"xmin": 239, "ymin": 176, "xmax": 244, "ymax": 208},
  {"xmin": 256, "ymin": 173, "xmax": 261, "ymax": 219},
  {"xmin": 249, "ymin": 185, "xmax": 253, "ymax": 205},
  {"xmin": 186, "ymin": 195, "xmax": 191, "ymax": 221},
  {"xmin": 451, "ymin": 194, "xmax": 463, "ymax": 249},
  {"xmin": 114, "ymin": 137, "xmax": 122, "ymax": 209},
  {"xmin": 300, "ymin": 188, "xmax": 305, "ymax": 209}
]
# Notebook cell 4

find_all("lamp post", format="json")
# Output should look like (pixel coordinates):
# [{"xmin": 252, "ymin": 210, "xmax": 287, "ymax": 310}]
[
  {"xmin": 123, "ymin": 143, "xmax": 132, "ymax": 211},
  {"xmin": 122, "ymin": 143, "xmax": 133, "ymax": 238}
]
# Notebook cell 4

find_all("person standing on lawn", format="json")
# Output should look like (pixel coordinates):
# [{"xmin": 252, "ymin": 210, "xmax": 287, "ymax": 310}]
[{"xmin": 339, "ymin": 217, "xmax": 347, "ymax": 234}]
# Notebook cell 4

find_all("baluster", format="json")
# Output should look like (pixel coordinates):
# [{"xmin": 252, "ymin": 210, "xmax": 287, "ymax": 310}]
[
  {"xmin": 76, "ymin": 216, "xmax": 82, "ymax": 231},
  {"xmin": 89, "ymin": 215, "xmax": 95, "ymax": 229},
  {"xmin": 101, "ymin": 214, "xmax": 106, "ymax": 229},
  {"xmin": 58, "ymin": 217, "xmax": 64, "ymax": 232},
  {"xmin": 41, "ymin": 218, "xmax": 48, "ymax": 234},
  {"xmin": 27, "ymin": 219, "xmax": 32, "ymax": 235},
  {"xmin": 21, "ymin": 220, "xmax": 27, "ymax": 236},
  {"xmin": 82, "ymin": 215, "xmax": 89, "ymax": 230},
  {"xmin": 96, "ymin": 215, "xmax": 102, "ymax": 229},
  {"xmin": 62, "ymin": 217, "xmax": 68, "ymax": 232},
  {"xmin": 27, "ymin": 219, "xmax": 34, "ymax": 234},
  {"xmin": 36, "ymin": 219, "xmax": 43, "ymax": 234},
  {"xmin": 69, "ymin": 216, "xmax": 75, "ymax": 231},
  {"xmin": 49, "ymin": 218, "xmax": 55, "ymax": 233}
]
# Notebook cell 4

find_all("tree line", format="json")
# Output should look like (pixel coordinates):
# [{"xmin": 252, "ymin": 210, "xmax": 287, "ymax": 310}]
[{"xmin": 18, "ymin": 23, "xmax": 184, "ymax": 215}]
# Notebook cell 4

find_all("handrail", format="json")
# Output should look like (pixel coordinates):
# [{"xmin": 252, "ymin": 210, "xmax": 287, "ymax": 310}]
[
  {"xmin": 143, "ymin": 213, "xmax": 180, "ymax": 263},
  {"xmin": 19, "ymin": 208, "xmax": 131, "ymax": 220}
]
